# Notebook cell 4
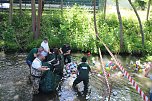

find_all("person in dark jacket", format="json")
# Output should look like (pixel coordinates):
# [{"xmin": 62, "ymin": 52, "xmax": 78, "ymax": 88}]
[
  {"xmin": 47, "ymin": 48, "xmax": 63, "ymax": 77},
  {"xmin": 60, "ymin": 44, "xmax": 71, "ymax": 64},
  {"xmin": 72, "ymin": 56, "xmax": 91, "ymax": 96}
]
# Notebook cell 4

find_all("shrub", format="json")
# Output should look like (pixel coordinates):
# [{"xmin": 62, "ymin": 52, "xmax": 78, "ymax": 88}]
[{"xmin": 0, "ymin": 6, "xmax": 152, "ymax": 55}]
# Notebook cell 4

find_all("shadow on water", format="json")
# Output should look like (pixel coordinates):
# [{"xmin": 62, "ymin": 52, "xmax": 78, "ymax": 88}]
[
  {"xmin": 32, "ymin": 90, "xmax": 87, "ymax": 101},
  {"xmin": 32, "ymin": 84, "xmax": 88, "ymax": 101},
  {"xmin": 32, "ymin": 91, "xmax": 59, "ymax": 101}
]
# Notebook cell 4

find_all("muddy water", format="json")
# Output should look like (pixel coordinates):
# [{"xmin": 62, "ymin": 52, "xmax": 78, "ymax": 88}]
[{"xmin": 0, "ymin": 52, "xmax": 151, "ymax": 101}]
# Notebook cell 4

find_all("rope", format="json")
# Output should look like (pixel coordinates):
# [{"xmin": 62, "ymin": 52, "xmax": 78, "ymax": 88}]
[
  {"xmin": 98, "ymin": 48, "xmax": 110, "ymax": 94},
  {"xmin": 97, "ymin": 35, "xmax": 149, "ymax": 101}
]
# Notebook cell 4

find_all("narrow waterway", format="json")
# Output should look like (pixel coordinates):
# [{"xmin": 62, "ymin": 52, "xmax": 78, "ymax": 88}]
[{"xmin": 0, "ymin": 52, "xmax": 151, "ymax": 101}]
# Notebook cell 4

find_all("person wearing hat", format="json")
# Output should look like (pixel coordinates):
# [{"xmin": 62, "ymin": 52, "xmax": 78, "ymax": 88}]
[{"xmin": 72, "ymin": 56, "xmax": 91, "ymax": 96}]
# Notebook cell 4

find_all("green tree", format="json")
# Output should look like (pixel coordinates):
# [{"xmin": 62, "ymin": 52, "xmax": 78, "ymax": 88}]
[
  {"xmin": 134, "ymin": 0, "xmax": 146, "ymax": 10},
  {"xmin": 116, "ymin": 0, "xmax": 123, "ymax": 50},
  {"xmin": 128, "ymin": 0, "xmax": 144, "ymax": 47},
  {"xmin": 61, "ymin": 0, "xmax": 63, "ymax": 16},
  {"xmin": 9, "ymin": 0, "xmax": 13, "ymax": 25},
  {"xmin": 31, "ymin": 0, "xmax": 36, "ymax": 38},
  {"xmin": 93, "ymin": 0, "xmax": 99, "ymax": 40},
  {"xmin": 19, "ymin": 0, "xmax": 22, "ymax": 15},
  {"xmin": 146, "ymin": 0, "xmax": 151, "ymax": 21},
  {"xmin": 103, "ymin": 0, "xmax": 107, "ymax": 19},
  {"xmin": 35, "ymin": 0, "xmax": 43, "ymax": 39}
]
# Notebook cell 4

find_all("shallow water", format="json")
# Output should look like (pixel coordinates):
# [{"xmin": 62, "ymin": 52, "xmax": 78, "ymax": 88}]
[{"xmin": 0, "ymin": 52, "xmax": 151, "ymax": 101}]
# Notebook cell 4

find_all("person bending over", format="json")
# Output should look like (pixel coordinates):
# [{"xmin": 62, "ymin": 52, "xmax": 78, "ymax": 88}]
[
  {"xmin": 31, "ymin": 54, "xmax": 50, "ymax": 94},
  {"xmin": 26, "ymin": 47, "xmax": 44, "ymax": 83},
  {"xmin": 73, "ymin": 56, "xmax": 91, "ymax": 96},
  {"xmin": 26, "ymin": 46, "xmax": 44, "ymax": 68}
]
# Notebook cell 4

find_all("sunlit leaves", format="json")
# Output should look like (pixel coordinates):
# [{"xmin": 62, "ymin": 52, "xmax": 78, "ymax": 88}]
[{"xmin": 0, "ymin": 6, "xmax": 152, "ymax": 54}]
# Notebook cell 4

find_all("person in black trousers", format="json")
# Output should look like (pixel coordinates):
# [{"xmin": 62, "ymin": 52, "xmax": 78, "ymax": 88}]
[
  {"xmin": 60, "ymin": 44, "xmax": 71, "ymax": 64},
  {"xmin": 73, "ymin": 56, "xmax": 91, "ymax": 96}
]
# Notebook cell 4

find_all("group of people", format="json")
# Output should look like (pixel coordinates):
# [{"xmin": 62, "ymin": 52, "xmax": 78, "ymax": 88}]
[
  {"xmin": 129, "ymin": 60, "xmax": 152, "ymax": 101},
  {"xmin": 26, "ymin": 37, "xmax": 91, "ymax": 97},
  {"xmin": 25, "ymin": 37, "xmax": 152, "ymax": 100}
]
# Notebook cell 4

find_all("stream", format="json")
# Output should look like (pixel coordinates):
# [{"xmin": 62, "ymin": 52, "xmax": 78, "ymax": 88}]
[{"xmin": 0, "ymin": 52, "xmax": 151, "ymax": 101}]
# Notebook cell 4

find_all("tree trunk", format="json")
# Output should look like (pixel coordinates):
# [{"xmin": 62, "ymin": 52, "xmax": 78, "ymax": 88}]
[
  {"xmin": 103, "ymin": 0, "xmax": 107, "ymax": 19},
  {"xmin": 19, "ymin": 0, "xmax": 22, "ymax": 15},
  {"xmin": 35, "ymin": 0, "xmax": 42, "ymax": 39},
  {"xmin": 93, "ymin": 0, "xmax": 99, "ymax": 39},
  {"xmin": 31, "ymin": 0, "xmax": 36, "ymax": 38},
  {"xmin": 61, "ymin": 0, "xmax": 63, "ymax": 17},
  {"xmin": 9, "ymin": 0, "xmax": 13, "ymax": 25},
  {"xmin": 128, "ymin": 0, "xmax": 144, "ymax": 47},
  {"xmin": 116, "ymin": 0, "xmax": 123, "ymax": 50},
  {"xmin": 42, "ymin": 0, "xmax": 44, "ymax": 14},
  {"xmin": 146, "ymin": 0, "xmax": 151, "ymax": 21},
  {"xmin": 93, "ymin": 1, "xmax": 111, "ymax": 100}
]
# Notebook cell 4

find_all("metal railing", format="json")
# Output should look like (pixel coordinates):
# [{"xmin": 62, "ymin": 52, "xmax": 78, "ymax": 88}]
[{"xmin": 0, "ymin": 0, "xmax": 102, "ymax": 10}]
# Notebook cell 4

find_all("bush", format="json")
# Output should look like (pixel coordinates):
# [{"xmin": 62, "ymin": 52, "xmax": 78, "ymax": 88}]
[
  {"xmin": 3, "ymin": 26, "xmax": 19, "ymax": 52},
  {"xmin": 0, "ymin": 13, "xmax": 8, "ymax": 50},
  {"xmin": 144, "ymin": 19, "xmax": 152, "ymax": 54},
  {"xmin": 0, "ymin": 6, "xmax": 152, "ymax": 55}
]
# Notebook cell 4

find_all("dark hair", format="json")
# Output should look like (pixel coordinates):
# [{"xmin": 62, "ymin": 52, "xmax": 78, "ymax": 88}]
[
  {"xmin": 53, "ymin": 48, "xmax": 60, "ymax": 60},
  {"xmin": 53, "ymin": 48, "xmax": 59, "ymax": 55},
  {"xmin": 63, "ymin": 44, "xmax": 66, "ymax": 47},
  {"xmin": 44, "ymin": 37, "xmax": 48, "ymax": 41},
  {"xmin": 81, "ymin": 56, "xmax": 87, "ymax": 62},
  {"xmin": 39, "ymin": 46, "xmax": 44, "ymax": 50},
  {"xmin": 50, "ymin": 48, "xmax": 54, "ymax": 53}
]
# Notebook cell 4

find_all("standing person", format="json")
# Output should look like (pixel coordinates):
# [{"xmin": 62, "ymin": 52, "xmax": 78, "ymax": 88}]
[
  {"xmin": 52, "ymin": 48, "xmax": 63, "ymax": 77},
  {"xmin": 41, "ymin": 37, "xmax": 50, "ymax": 57},
  {"xmin": 60, "ymin": 44, "xmax": 71, "ymax": 64},
  {"xmin": 135, "ymin": 60, "xmax": 140, "ymax": 73},
  {"xmin": 72, "ymin": 56, "xmax": 91, "ymax": 96},
  {"xmin": 145, "ymin": 62, "xmax": 152, "ymax": 101},
  {"xmin": 31, "ymin": 54, "xmax": 50, "ymax": 94}
]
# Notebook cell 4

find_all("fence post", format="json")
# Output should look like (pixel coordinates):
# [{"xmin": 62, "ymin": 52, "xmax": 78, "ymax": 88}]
[{"xmin": 25, "ymin": 1, "xmax": 26, "ymax": 9}]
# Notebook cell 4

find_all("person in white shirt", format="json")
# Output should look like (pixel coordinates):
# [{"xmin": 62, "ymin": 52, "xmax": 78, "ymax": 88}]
[
  {"xmin": 145, "ymin": 62, "xmax": 152, "ymax": 79},
  {"xmin": 145, "ymin": 62, "xmax": 152, "ymax": 101},
  {"xmin": 31, "ymin": 54, "xmax": 50, "ymax": 94},
  {"xmin": 41, "ymin": 37, "xmax": 50, "ymax": 57}
]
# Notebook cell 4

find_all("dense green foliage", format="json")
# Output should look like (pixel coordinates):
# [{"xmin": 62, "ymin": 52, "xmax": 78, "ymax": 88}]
[
  {"xmin": 0, "ymin": 12, "xmax": 32, "ymax": 52},
  {"xmin": 0, "ymin": 6, "xmax": 152, "ymax": 55},
  {"xmin": 134, "ymin": 0, "xmax": 146, "ymax": 10}
]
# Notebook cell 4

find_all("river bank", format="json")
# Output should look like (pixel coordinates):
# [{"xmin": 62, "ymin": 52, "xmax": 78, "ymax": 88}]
[
  {"xmin": 0, "ymin": 52, "xmax": 151, "ymax": 101},
  {"xmin": 0, "ymin": 52, "xmax": 32, "ymax": 101}
]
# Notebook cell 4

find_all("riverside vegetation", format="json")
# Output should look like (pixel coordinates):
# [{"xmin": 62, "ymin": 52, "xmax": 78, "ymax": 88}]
[{"xmin": 0, "ymin": 6, "xmax": 152, "ymax": 57}]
